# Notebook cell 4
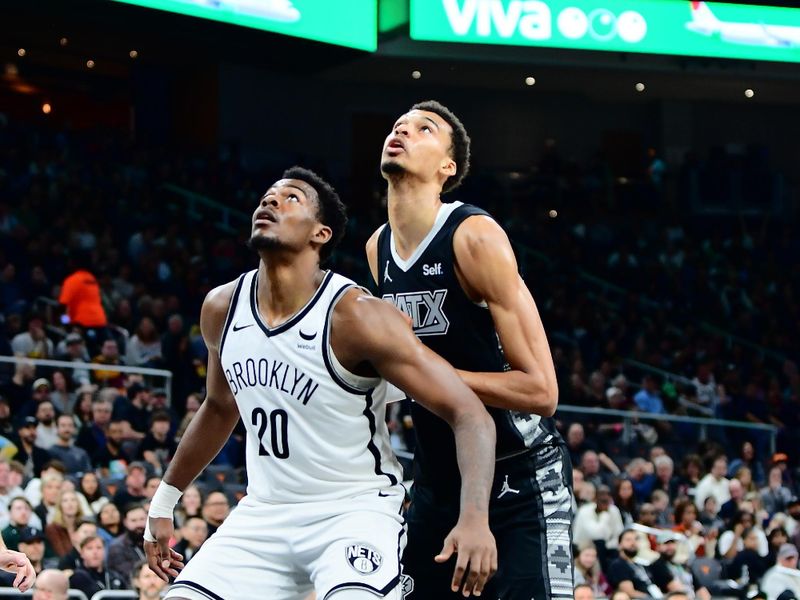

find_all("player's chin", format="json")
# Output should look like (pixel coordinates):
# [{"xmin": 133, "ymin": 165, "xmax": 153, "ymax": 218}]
[
  {"xmin": 380, "ymin": 158, "xmax": 406, "ymax": 177},
  {"xmin": 246, "ymin": 232, "xmax": 280, "ymax": 251}
]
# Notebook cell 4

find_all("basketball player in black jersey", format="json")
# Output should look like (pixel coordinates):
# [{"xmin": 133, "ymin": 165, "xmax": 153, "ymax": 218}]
[
  {"xmin": 145, "ymin": 167, "xmax": 497, "ymax": 599},
  {"xmin": 366, "ymin": 102, "xmax": 574, "ymax": 599}
]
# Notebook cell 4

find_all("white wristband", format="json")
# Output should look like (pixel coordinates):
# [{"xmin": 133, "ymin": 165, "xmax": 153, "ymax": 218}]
[{"xmin": 148, "ymin": 481, "xmax": 183, "ymax": 519}]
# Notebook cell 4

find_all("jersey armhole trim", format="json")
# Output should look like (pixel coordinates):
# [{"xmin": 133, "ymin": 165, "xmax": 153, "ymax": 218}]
[
  {"xmin": 218, "ymin": 273, "xmax": 247, "ymax": 359},
  {"xmin": 322, "ymin": 283, "xmax": 377, "ymax": 395}
]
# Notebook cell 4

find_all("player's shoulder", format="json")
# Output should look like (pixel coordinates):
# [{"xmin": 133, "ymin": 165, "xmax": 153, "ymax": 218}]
[
  {"xmin": 453, "ymin": 209, "xmax": 510, "ymax": 256},
  {"xmin": 201, "ymin": 275, "xmax": 248, "ymax": 348},
  {"xmin": 365, "ymin": 223, "xmax": 387, "ymax": 252}
]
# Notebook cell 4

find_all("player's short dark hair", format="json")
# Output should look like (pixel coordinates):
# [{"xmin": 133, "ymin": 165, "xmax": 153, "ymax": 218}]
[
  {"xmin": 410, "ymin": 100, "xmax": 471, "ymax": 193},
  {"xmin": 282, "ymin": 166, "xmax": 347, "ymax": 263}
]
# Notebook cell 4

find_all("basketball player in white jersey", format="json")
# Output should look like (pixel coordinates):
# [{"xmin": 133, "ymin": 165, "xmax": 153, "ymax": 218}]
[{"xmin": 143, "ymin": 166, "xmax": 497, "ymax": 600}]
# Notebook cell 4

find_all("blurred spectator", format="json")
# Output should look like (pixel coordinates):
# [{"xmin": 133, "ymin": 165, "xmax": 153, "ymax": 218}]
[
  {"xmin": 694, "ymin": 455, "xmax": 730, "ymax": 510},
  {"xmin": 57, "ymin": 519, "xmax": 98, "ymax": 571},
  {"xmin": 566, "ymin": 423, "xmax": 596, "ymax": 468},
  {"xmin": 131, "ymin": 560, "xmax": 168, "ymax": 600},
  {"xmin": 0, "ymin": 398, "xmax": 15, "ymax": 441},
  {"xmin": 21, "ymin": 378, "xmax": 51, "ymax": 419},
  {"xmin": 627, "ymin": 459, "xmax": 657, "ymax": 504},
  {"xmin": 762, "ymin": 466, "xmax": 794, "ymax": 516},
  {"xmin": 107, "ymin": 503, "xmax": 147, "ymax": 585},
  {"xmin": 60, "ymin": 334, "xmax": 91, "ymax": 388},
  {"xmin": 573, "ymin": 485, "xmax": 624, "ymax": 557},
  {"xmin": 33, "ymin": 402, "xmax": 57, "ymax": 450},
  {"xmin": 651, "ymin": 490, "xmax": 672, "ymax": 527},
  {"xmin": 726, "ymin": 526, "xmax": 769, "ymax": 584},
  {"xmin": 93, "ymin": 420, "xmax": 133, "ymax": 477},
  {"xmin": 728, "ymin": 441, "xmax": 766, "ymax": 487},
  {"xmin": 33, "ymin": 473, "xmax": 64, "ymax": 526},
  {"xmin": 768, "ymin": 527, "xmax": 791, "ymax": 568},
  {"xmin": 762, "ymin": 543, "xmax": 800, "ymax": 600},
  {"xmin": 719, "ymin": 510, "xmax": 768, "ymax": 560},
  {"xmin": 607, "ymin": 529, "xmax": 657, "ymax": 597},
  {"xmin": 672, "ymin": 499, "xmax": 713, "ymax": 558},
  {"xmin": 649, "ymin": 531, "xmax": 710, "ymax": 599},
  {"xmin": 201, "ymin": 491, "xmax": 230, "ymax": 536},
  {"xmin": 573, "ymin": 541, "xmax": 611, "ymax": 597},
  {"xmin": 69, "ymin": 535, "xmax": 127, "ymax": 597},
  {"xmin": 11, "ymin": 315, "xmax": 53, "ymax": 359},
  {"xmin": 144, "ymin": 476, "xmax": 160, "ymax": 501},
  {"xmin": 78, "ymin": 472, "xmax": 109, "ymax": 515},
  {"xmin": 58, "ymin": 256, "xmax": 108, "ymax": 355},
  {"xmin": 91, "ymin": 340, "xmax": 125, "ymax": 388},
  {"xmin": 48, "ymin": 371, "xmax": 73, "ymax": 416},
  {"xmin": 176, "ymin": 392, "xmax": 202, "ymax": 441},
  {"xmin": 654, "ymin": 455, "xmax": 680, "ymax": 500},
  {"xmin": 32, "ymin": 568, "xmax": 68, "ymax": 600},
  {"xmin": 15, "ymin": 527, "xmax": 51, "ymax": 577},
  {"xmin": 112, "ymin": 463, "xmax": 147, "ymax": 509},
  {"xmin": 137, "ymin": 411, "xmax": 176, "ymax": 476},
  {"xmin": 634, "ymin": 375, "xmax": 666, "ymax": 414},
  {"xmin": 47, "ymin": 415, "xmax": 91, "ymax": 476},
  {"xmin": 581, "ymin": 451, "xmax": 616, "ymax": 490},
  {"xmin": 76, "ymin": 395, "xmax": 114, "ymax": 461},
  {"xmin": 574, "ymin": 583, "xmax": 596, "ymax": 600},
  {"xmin": 1, "ymin": 497, "xmax": 43, "ymax": 550},
  {"xmin": 126, "ymin": 317, "xmax": 162, "ymax": 367},
  {"xmin": 44, "ymin": 490, "xmax": 85, "ymax": 557},
  {"xmin": 173, "ymin": 515, "xmax": 208, "ymax": 564},
  {"xmin": 98, "ymin": 503, "xmax": 122, "ymax": 540},
  {"xmin": 0, "ymin": 460, "xmax": 23, "ymax": 529},
  {"xmin": 13, "ymin": 417, "xmax": 50, "ymax": 479},
  {"xmin": 174, "ymin": 483, "xmax": 202, "ymax": 528},
  {"xmin": 612, "ymin": 478, "xmax": 637, "ymax": 527},
  {"xmin": 116, "ymin": 382, "xmax": 151, "ymax": 436}
]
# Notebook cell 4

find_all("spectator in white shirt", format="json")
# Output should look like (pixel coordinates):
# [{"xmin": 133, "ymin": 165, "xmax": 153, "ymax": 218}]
[
  {"xmin": 694, "ymin": 455, "xmax": 731, "ymax": 510},
  {"xmin": 573, "ymin": 485, "xmax": 625, "ymax": 552}
]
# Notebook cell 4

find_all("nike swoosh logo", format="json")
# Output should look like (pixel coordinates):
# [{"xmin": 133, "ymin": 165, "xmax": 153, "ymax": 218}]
[
  {"xmin": 299, "ymin": 330, "xmax": 317, "ymax": 341},
  {"xmin": 232, "ymin": 323, "xmax": 254, "ymax": 332}
]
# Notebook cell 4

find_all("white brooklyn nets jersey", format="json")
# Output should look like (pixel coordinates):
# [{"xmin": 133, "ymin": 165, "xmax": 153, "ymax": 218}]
[{"xmin": 218, "ymin": 269, "xmax": 403, "ymax": 504}]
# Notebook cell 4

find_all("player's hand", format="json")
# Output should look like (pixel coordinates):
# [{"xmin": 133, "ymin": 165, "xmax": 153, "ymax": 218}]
[
  {"xmin": 0, "ymin": 548, "xmax": 36, "ymax": 591},
  {"xmin": 144, "ymin": 516, "xmax": 185, "ymax": 582},
  {"xmin": 435, "ymin": 514, "xmax": 497, "ymax": 597}
]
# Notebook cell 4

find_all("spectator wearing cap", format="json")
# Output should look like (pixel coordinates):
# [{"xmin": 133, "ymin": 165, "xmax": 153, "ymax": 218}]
[
  {"xmin": 762, "ymin": 465, "xmax": 795, "ymax": 516},
  {"xmin": 19, "ymin": 378, "xmax": 51, "ymax": 420},
  {"xmin": 2, "ymin": 497, "xmax": 43, "ymax": 551},
  {"xmin": 762, "ymin": 543, "xmax": 800, "ymax": 600},
  {"xmin": 648, "ymin": 531, "xmax": 711, "ymax": 599},
  {"xmin": 149, "ymin": 388, "xmax": 177, "ymax": 427},
  {"xmin": 11, "ymin": 315, "xmax": 53, "ymax": 359},
  {"xmin": 131, "ymin": 559, "xmax": 168, "ymax": 600},
  {"xmin": 114, "ymin": 381, "xmax": 151, "ymax": 436},
  {"xmin": 33, "ymin": 568, "xmax": 69, "ymax": 600},
  {"xmin": 15, "ymin": 527, "xmax": 52, "ymax": 577},
  {"xmin": 12, "ymin": 417, "xmax": 50, "ymax": 479},
  {"xmin": 33, "ymin": 402, "xmax": 58, "ymax": 450},
  {"xmin": 107, "ymin": 503, "xmax": 147, "ymax": 585},
  {"xmin": 69, "ymin": 535, "xmax": 127, "ymax": 597},
  {"xmin": 46, "ymin": 415, "xmax": 91, "ymax": 476},
  {"xmin": 112, "ymin": 463, "xmax": 147, "ymax": 510},
  {"xmin": 58, "ymin": 332, "xmax": 91, "ymax": 388}
]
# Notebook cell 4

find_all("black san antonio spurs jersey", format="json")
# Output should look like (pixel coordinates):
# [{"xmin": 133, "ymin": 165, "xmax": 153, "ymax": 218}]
[{"xmin": 377, "ymin": 201, "xmax": 561, "ymax": 497}]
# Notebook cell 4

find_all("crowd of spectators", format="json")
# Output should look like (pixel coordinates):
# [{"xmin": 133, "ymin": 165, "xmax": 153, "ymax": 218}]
[{"xmin": 0, "ymin": 116, "xmax": 798, "ymax": 598}]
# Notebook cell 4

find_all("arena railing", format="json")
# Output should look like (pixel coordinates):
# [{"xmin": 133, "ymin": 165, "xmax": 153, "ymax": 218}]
[
  {"xmin": 0, "ymin": 356, "xmax": 173, "ymax": 406},
  {"xmin": 555, "ymin": 404, "xmax": 779, "ymax": 455},
  {"xmin": 162, "ymin": 183, "xmax": 249, "ymax": 235},
  {"xmin": 0, "ymin": 589, "xmax": 88, "ymax": 599}
]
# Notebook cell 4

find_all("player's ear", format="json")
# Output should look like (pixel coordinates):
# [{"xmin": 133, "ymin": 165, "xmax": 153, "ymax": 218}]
[
  {"xmin": 312, "ymin": 224, "xmax": 333, "ymax": 248},
  {"xmin": 440, "ymin": 157, "xmax": 456, "ymax": 178}
]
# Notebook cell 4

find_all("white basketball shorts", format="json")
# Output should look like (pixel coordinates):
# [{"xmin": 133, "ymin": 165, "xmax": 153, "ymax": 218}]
[{"xmin": 166, "ymin": 487, "xmax": 408, "ymax": 600}]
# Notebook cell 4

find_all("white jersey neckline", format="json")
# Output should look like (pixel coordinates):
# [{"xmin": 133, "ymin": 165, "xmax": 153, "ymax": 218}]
[{"xmin": 250, "ymin": 269, "xmax": 333, "ymax": 336}]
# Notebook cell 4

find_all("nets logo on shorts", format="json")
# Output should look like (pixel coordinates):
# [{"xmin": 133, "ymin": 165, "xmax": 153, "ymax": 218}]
[{"xmin": 345, "ymin": 543, "xmax": 383, "ymax": 575}]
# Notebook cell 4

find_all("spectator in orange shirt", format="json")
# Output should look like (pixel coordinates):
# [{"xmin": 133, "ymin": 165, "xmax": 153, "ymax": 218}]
[{"xmin": 58, "ymin": 254, "xmax": 107, "ymax": 355}]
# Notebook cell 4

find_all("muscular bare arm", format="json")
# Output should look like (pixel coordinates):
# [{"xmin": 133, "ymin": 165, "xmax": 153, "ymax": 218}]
[
  {"xmin": 452, "ymin": 216, "xmax": 559, "ymax": 415},
  {"xmin": 146, "ymin": 280, "xmax": 242, "ymax": 581},
  {"xmin": 332, "ymin": 289, "xmax": 497, "ymax": 595}
]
